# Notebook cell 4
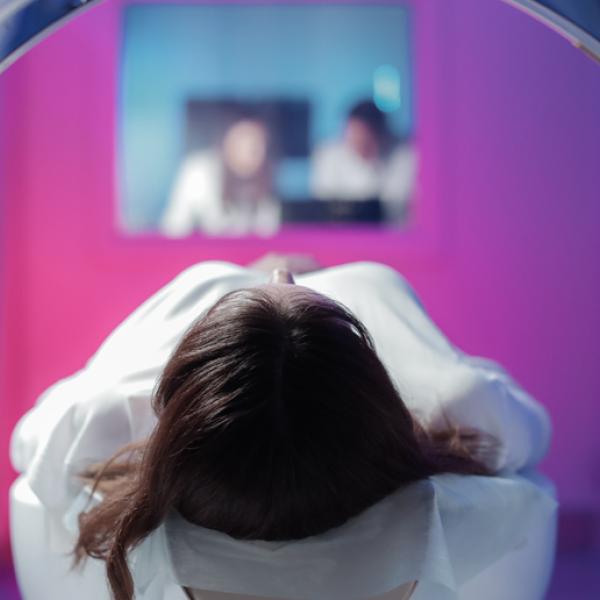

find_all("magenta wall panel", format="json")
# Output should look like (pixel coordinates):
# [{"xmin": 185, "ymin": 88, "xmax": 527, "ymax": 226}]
[{"xmin": 1, "ymin": 0, "xmax": 599, "ymax": 551}]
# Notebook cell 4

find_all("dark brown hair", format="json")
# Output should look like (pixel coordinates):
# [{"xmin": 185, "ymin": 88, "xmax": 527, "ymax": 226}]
[{"xmin": 74, "ymin": 286, "xmax": 496, "ymax": 600}]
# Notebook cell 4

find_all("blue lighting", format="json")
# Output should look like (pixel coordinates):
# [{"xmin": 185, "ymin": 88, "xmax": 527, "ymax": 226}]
[{"xmin": 373, "ymin": 64, "xmax": 402, "ymax": 113}]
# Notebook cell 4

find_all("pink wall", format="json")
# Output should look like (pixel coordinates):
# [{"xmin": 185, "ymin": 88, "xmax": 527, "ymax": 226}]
[{"xmin": 1, "ymin": 0, "xmax": 600, "ymax": 553}]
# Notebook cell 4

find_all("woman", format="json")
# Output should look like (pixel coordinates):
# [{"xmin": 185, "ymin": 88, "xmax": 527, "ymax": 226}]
[
  {"xmin": 10, "ymin": 258, "xmax": 552, "ymax": 600},
  {"xmin": 160, "ymin": 118, "xmax": 280, "ymax": 237}
]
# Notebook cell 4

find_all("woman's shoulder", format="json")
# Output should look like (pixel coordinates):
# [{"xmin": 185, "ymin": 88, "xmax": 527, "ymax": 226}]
[
  {"xmin": 173, "ymin": 260, "xmax": 255, "ymax": 284},
  {"xmin": 127, "ymin": 260, "xmax": 259, "ymax": 315},
  {"xmin": 299, "ymin": 261, "xmax": 422, "ymax": 306},
  {"xmin": 87, "ymin": 262, "xmax": 262, "ymax": 372},
  {"xmin": 303, "ymin": 260, "xmax": 405, "ymax": 281},
  {"xmin": 329, "ymin": 261, "xmax": 410, "ymax": 281}
]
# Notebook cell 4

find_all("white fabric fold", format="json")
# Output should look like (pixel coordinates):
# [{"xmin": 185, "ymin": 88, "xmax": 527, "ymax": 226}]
[{"xmin": 129, "ymin": 474, "xmax": 557, "ymax": 600}]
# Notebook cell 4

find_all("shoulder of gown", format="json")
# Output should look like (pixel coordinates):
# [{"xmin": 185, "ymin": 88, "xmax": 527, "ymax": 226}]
[
  {"xmin": 298, "ymin": 261, "xmax": 552, "ymax": 473},
  {"xmin": 10, "ymin": 261, "xmax": 265, "ymax": 511}
]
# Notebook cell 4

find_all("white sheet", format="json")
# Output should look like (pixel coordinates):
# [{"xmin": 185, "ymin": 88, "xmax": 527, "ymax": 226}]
[{"xmin": 126, "ymin": 473, "xmax": 556, "ymax": 600}]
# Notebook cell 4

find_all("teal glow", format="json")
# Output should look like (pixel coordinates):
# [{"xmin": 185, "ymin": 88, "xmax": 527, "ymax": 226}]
[{"xmin": 373, "ymin": 64, "xmax": 402, "ymax": 113}]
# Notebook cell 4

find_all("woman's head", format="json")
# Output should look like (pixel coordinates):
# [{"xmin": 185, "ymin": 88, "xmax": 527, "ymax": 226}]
[
  {"xmin": 76, "ymin": 279, "xmax": 492, "ymax": 600},
  {"xmin": 146, "ymin": 282, "xmax": 435, "ymax": 540}
]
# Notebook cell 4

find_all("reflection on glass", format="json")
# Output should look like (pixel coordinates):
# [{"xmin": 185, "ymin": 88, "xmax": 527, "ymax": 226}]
[{"xmin": 119, "ymin": 4, "xmax": 416, "ymax": 237}]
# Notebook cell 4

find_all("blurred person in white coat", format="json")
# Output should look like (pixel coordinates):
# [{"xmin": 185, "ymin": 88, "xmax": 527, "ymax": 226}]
[
  {"xmin": 160, "ymin": 118, "xmax": 280, "ymax": 237},
  {"xmin": 311, "ymin": 101, "xmax": 417, "ymax": 221}
]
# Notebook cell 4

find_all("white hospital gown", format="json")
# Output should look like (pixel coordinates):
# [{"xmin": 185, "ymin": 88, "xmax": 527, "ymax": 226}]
[{"xmin": 10, "ymin": 260, "xmax": 551, "ymax": 517}]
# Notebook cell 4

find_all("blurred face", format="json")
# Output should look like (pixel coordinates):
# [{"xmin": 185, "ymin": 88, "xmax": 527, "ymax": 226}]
[
  {"xmin": 344, "ymin": 117, "xmax": 380, "ymax": 161},
  {"xmin": 222, "ymin": 119, "xmax": 269, "ymax": 177}
]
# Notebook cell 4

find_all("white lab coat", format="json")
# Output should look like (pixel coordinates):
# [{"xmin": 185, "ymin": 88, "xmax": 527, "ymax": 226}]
[
  {"xmin": 160, "ymin": 152, "xmax": 280, "ymax": 238},
  {"xmin": 310, "ymin": 142, "xmax": 417, "ymax": 220},
  {"xmin": 9, "ymin": 261, "xmax": 554, "ymax": 599}
]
